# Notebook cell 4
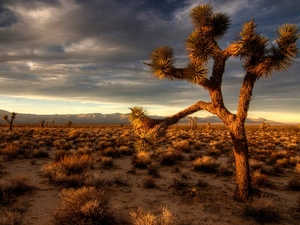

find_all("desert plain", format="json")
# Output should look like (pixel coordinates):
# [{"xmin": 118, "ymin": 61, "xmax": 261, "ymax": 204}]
[{"xmin": 0, "ymin": 124, "xmax": 299, "ymax": 225}]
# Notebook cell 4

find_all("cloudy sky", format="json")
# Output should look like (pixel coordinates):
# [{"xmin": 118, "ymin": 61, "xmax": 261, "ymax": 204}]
[{"xmin": 0, "ymin": 0, "xmax": 299, "ymax": 123}]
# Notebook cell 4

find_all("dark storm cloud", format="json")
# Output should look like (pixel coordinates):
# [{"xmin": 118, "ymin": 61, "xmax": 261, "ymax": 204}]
[{"xmin": 0, "ymin": 0, "xmax": 299, "ymax": 119}]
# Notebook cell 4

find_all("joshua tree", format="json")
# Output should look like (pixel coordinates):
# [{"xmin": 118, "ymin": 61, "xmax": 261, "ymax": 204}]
[
  {"xmin": 66, "ymin": 121, "xmax": 73, "ymax": 128},
  {"xmin": 188, "ymin": 116, "xmax": 198, "ymax": 130},
  {"xmin": 131, "ymin": 4, "xmax": 299, "ymax": 201},
  {"xmin": 40, "ymin": 120, "xmax": 45, "ymax": 128},
  {"xmin": 206, "ymin": 122, "xmax": 211, "ymax": 131},
  {"xmin": 2, "ymin": 112, "xmax": 17, "ymax": 131},
  {"xmin": 52, "ymin": 120, "xmax": 56, "ymax": 127}
]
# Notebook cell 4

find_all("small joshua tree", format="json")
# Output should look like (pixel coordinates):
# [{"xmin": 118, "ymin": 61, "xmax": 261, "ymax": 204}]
[
  {"xmin": 2, "ymin": 112, "xmax": 16, "ymax": 130},
  {"xmin": 40, "ymin": 120, "xmax": 45, "ymax": 128},
  {"xmin": 131, "ymin": 4, "xmax": 299, "ymax": 201},
  {"xmin": 66, "ymin": 121, "xmax": 73, "ymax": 128},
  {"xmin": 188, "ymin": 116, "xmax": 198, "ymax": 131},
  {"xmin": 52, "ymin": 120, "xmax": 56, "ymax": 127}
]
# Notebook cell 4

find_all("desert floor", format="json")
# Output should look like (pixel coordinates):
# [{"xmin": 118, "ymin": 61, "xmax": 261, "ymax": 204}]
[{"xmin": 0, "ymin": 124, "xmax": 299, "ymax": 225}]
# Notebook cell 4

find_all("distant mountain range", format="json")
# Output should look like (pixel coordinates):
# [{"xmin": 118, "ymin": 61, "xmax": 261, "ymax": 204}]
[{"xmin": 0, "ymin": 109, "xmax": 280, "ymax": 125}]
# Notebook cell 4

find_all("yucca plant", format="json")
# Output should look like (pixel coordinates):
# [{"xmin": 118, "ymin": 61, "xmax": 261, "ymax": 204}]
[
  {"xmin": 131, "ymin": 4, "xmax": 299, "ymax": 201},
  {"xmin": 2, "ymin": 112, "xmax": 16, "ymax": 131}
]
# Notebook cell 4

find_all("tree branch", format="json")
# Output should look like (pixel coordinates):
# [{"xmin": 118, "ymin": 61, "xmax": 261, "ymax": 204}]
[
  {"xmin": 153, "ymin": 101, "xmax": 215, "ymax": 130},
  {"xmin": 236, "ymin": 72, "xmax": 257, "ymax": 124}
]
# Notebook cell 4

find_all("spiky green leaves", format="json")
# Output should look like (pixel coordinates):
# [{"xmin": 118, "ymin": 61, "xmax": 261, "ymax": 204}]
[
  {"xmin": 145, "ymin": 46, "xmax": 175, "ymax": 80},
  {"xmin": 233, "ymin": 19, "xmax": 268, "ymax": 59},
  {"xmin": 185, "ymin": 30, "xmax": 216, "ymax": 64},
  {"xmin": 190, "ymin": 4, "xmax": 230, "ymax": 39},
  {"xmin": 271, "ymin": 24, "xmax": 299, "ymax": 70},
  {"xmin": 129, "ymin": 106, "xmax": 152, "ymax": 130},
  {"xmin": 185, "ymin": 63, "xmax": 207, "ymax": 84}
]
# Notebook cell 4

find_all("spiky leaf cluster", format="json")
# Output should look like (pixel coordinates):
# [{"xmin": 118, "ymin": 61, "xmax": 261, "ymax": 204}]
[
  {"xmin": 233, "ymin": 20, "xmax": 268, "ymax": 59},
  {"xmin": 269, "ymin": 24, "xmax": 300, "ymax": 71},
  {"xmin": 185, "ymin": 30, "xmax": 215, "ymax": 63},
  {"xmin": 146, "ymin": 46, "xmax": 175, "ymax": 80},
  {"xmin": 189, "ymin": 4, "xmax": 230, "ymax": 39},
  {"xmin": 129, "ymin": 106, "xmax": 152, "ymax": 130},
  {"xmin": 185, "ymin": 63, "xmax": 207, "ymax": 84}
]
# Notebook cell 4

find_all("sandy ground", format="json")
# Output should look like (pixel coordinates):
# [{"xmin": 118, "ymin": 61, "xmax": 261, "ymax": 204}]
[{"xmin": 0, "ymin": 125, "xmax": 299, "ymax": 225}]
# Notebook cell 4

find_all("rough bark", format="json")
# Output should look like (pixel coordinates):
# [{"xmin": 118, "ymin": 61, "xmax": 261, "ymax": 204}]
[{"xmin": 230, "ymin": 123, "xmax": 252, "ymax": 201}]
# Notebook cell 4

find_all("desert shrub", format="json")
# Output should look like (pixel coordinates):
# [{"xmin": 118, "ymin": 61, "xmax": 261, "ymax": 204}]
[
  {"xmin": 160, "ymin": 148, "xmax": 183, "ymax": 166},
  {"xmin": 172, "ymin": 140, "xmax": 191, "ymax": 152},
  {"xmin": 112, "ymin": 172, "xmax": 128, "ymax": 186},
  {"xmin": 132, "ymin": 151, "xmax": 152, "ymax": 169},
  {"xmin": 0, "ymin": 176, "xmax": 33, "ymax": 204},
  {"xmin": 1, "ymin": 143, "xmax": 21, "ymax": 159},
  {"xmin": 250, "ymin": 159, "xmax": 264, "ymax": 171},
  {"xmin": 68, "ymin": 129, "xmax": 81, "ymax": 140},
  {"xmin": 101, "ymin": 147, "xmax": 120, "ymax": 158},
  {"xmin": 0, "ymin": 211, "xmax": 23, "ymax": 225},
  {"xmin": 218, "ymin": 164, "xmax": 234, "ymax": 176},
  {"xmin": 53, "ymin": 139, "xmax": 70, "ymax": 150},
  {"xmin": 142, "ymin": 176, "xmax": 156, "ymax": 188},
  {"xmin": 295, "ymin": 163, "xmax": 300, "ymax": 173},
  {"xmin": 244, "ymin": 197, "xmax": 280, "ymax": 224},
  {"xmin": 54, "ymin": 149, "xmax": 68, "ymax": 161},
  {"xmin": 251, "ymin": 170, "xmax": 271, "ymax": 187},
  {"xmin": 147, "ymin": 164, "xmax": 160, "ymax": 178},
  {"xmin": 118, "ymin": 145, "xmax": 134, "ymax": 156},
  {"xmin": 206, "ymin": 148, "xmax": 221, "ymax": 157},
  {"xmin": 42, "ymin": 154, "xmax": 92, "ymax": 186},
  {"xmin": 100, "ymin": 156, "xmax": 114, "ymax": 168},
  {"xmin": 98, "ymin": 141, "xmax": 114, "ymax": 150},
  {"xmin": 57, "ymin": 154, "xmax": 92, "ymax": 175},
  {"xmin": 192, "ymin": 156, "xmax": 220, "ymax": 173},
  {"xmin": 272, "ymin": 163, "xmax": 284, "ymax": 174},
  {"xmin": 130, "ymin": 207, "xmax": 175, "ymax": 225},
  {"xmin": 171, "ymin": 177, "xmax": 188, "ymax": 191},
  {"xmin": 32, "ymin": 149, "xmax": 49, "ymax": 158},
  {"xmin": 287, "ymin": 177, "xmax": 300, "ymax": 191},
  {"xmin": 53, "ymin": 187, "xmax": 118, "ymax": 225}
]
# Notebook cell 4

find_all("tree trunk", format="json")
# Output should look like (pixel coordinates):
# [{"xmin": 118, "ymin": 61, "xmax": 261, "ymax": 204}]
[
  {"xmin": 9, "ymin": 122, "xmax": 13, "ymax": 131},
  {"xmin": 230, "ymin": 123, "xmax": 252, "ymax": 201}
]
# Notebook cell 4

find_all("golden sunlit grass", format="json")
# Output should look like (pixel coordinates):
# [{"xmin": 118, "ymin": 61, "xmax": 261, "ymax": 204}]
[
  {"xmin": 192, "ymin": 156, "xmax": 220, "ymax": 173},
  {"xmin": 53, "ymin": 187, "xmax": 119, "ymax": 225},
  {"xmin": 130, "ymin": 207, "xmax": 175, "ymax": 225}
]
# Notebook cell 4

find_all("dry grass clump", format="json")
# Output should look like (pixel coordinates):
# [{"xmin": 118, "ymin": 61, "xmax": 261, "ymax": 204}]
[
  {"xmin": 159, "ymin": 148, "xmax": 183, "ymax": 166},
  {"xmin": 244, "ymin": 197, "xmax": 280, "ymax": 224},
  {"xmin": 251, "ymin": 170, "xmax": 271, "ymax": 187},
  {"xmin": 0, "ymin": 143, "xmax": 22, "ymax": 160},
  {"xmin": 192, "ymin": 156, "xmax": 220, "ymax": 173},
  {"xmin": 249, "ymin": 159, "xmax": 264, "ymax": 171},
  {"xmin": 42, "ymin": 154, "xmax": 92, "ymax": 186},
  {"xmin": 118, "ymin": 145, "xmax": 134, "ymax": 156},
  {"xmin": 147, "ymin": 164, "xmax": 160, "ymax": 178},
  {"xmin": 68, "ymin": 129, "xmax": 81, "ymax": 140},
  {"xmin": 132, "ymin": 151, "xmax": 152, "ymax": 169},
  {"xmin": 0, "ymin": 176, "xmax": 33, "ymax": 204},
  {"xmin": 53, "ymin": 187, "xmax": 118, "ymax": 225},
  {"xmin": 172, "ymin": 140, "xmax": 191, "ymax": 152},
  {"xmin": 142, "ymin": 176, "xmax": 156, "ymax": 188},
  {"xmin": 287, "ymin": 177, "xmax": 300, "ymax": 191},
  {"xmin": 101, "ymin": 147, "xmax": 120, "ymax": 158},
  {"xmin": 32, "ymin": 149, "xmax": 49, "ymax": 158},
  {"xmin": 295, "ymin": 163, "xmax": 300, "ymax": 173},
  {"xmin": 0, "ymin": 211, "xmax": 24, "ymax": 225},
  {"xmin": 99, "ymin": 156, "xmax": 114, "ymax": 168},
  {"xmin": 130, "ymin": 207, "xmax": 175, "ymax": 225}
]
